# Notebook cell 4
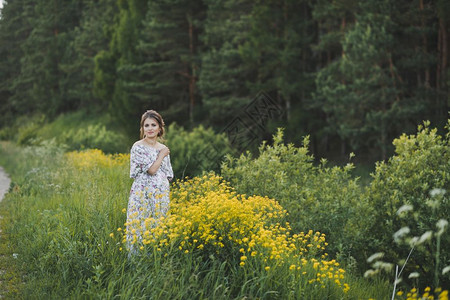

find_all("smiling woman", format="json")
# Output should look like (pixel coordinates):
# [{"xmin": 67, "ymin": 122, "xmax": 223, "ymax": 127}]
[{"xmin": 125, "ymin": 110, "xmax": 173, "ymax": 256}]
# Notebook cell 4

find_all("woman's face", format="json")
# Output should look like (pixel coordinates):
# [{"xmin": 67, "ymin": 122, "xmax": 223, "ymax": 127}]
[{"xmin": 143, "ymin": 117, "xmax": 160, "ymax": 138}]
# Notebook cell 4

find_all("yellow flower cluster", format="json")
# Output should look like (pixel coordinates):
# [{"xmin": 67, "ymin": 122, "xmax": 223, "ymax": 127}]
[
  {"xmin": 305, "ymin": 258, "xmax": 349, "ymax": 291},
  {"xmin": 115, "ymin": 174, "xmax": 349, "ymax": 292},
  {"xmin": 154, "ymin": 175, "xmax": 299, "ymax": 259},
  {"xmin": 65, "ymin": 149, "xmax": 129, "ymax": 169},
  {"xmin": 396, "ymin": 287, "xmax": 448, "ymax": 300}
]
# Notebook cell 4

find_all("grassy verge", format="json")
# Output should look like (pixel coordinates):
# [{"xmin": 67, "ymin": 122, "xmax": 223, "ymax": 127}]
[
  {"xmin": 0, "ymin": 199, "xmax": 23, "ymax": 299},
  {"xmin": 0, "ymin": 141, "xmax": 395, "ymax": 299}
]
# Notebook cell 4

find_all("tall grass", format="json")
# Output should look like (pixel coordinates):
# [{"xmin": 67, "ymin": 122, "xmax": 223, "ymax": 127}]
[{"xmin": 0, "ymin": 141, "xmax": 393, "ymax": 299}]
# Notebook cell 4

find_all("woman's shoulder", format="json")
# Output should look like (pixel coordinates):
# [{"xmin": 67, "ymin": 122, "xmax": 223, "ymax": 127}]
[
  {"xmin": 131, "ymin": 140, "xmax": 166, "ymax": 151},
  {"xmin": 131, "ymin": 140, "xmax": 142, "ymax": 149},
  {"xmin": 155, "ymin": 142, "xmax": 167, "ymax": 150},
  {"xmin": 131, "ymin": 140, "xmax": 146, "ymax": 152},
  {"xmin": 133, "ymin": 140, "xmax": 144, "ymax": 147}
]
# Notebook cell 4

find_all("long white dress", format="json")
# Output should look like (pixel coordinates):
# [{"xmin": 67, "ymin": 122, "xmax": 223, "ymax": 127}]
[{"xmin": 126, "ymin": 144, "xmax": 173, "ymax": 254}]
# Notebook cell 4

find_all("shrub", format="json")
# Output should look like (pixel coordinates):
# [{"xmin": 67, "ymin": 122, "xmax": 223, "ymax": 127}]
[
  {"xmin": 221, "ymin": 128, "xmax": 368, "ymax": 264},
  {"xmin": 60, "ymin": 123, "xmax": 128, "ymax": 153},
  {"xmin": 364, "ymin": 120, "xmax": 450, "ymax": 288},
  {"xmin": 0, "ymin": 126, "xmax": 15, "ymax": 141},
  {"xmin": 15, "ymin": 114, "xmax": 46, "ymax": 145},
  {"xmin": 6, "ymin": 111, "xmax": 130, "ymax": 154},
  {"xmin": 165, "ymin": 123, "xmax": 234, "ymax": 178}
]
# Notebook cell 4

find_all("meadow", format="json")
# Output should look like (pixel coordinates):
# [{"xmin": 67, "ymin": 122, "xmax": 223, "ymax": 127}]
[{"xmin": 0, "ymin": 120, "xmax": 448, "ymax": 299}]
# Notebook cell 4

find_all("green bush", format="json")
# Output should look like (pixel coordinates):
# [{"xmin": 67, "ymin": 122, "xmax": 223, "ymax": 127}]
[
  {"xmin": 15, "ymin": 114, "xmax": 46, "ymax": 145},
  {"xmin": 364, "ymin": 120, "xmax": 450, "ymax": 288},
  {"xmin": 5, "ymin": 111, "xmax": 130, "ymax": 154},
  {"xmin": 0, "ymin": 126, "xmax": 16, "ymax": 141},
  {"xmin": 60, "ymin": 123, "xmax": 128, "ymax": 153},
  {"xmin": 165, "ymin": 123, "xmax": 234, "ymax": 178},
  {"xmin": 221, "ymin": 128, "xmax": 369, "ymax": 264}
]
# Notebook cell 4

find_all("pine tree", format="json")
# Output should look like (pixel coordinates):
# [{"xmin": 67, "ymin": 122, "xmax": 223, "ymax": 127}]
[
  {"xmin": 9, "ymin": 0, "xmax": 83, "ymax": 117},
  {"xmin": 93, "ymin": 0, "xmax": 149, "ymax": 133},
  {"xmin": 307, "ymin": 0, "xmax": 358, "ymax": 155},
  {"xmin": 112, "ymin": 0, "xmax": 207, "ymax": 130},
  {"xmin": 314, "ymin": 0, "xmax": 407, "ymax": 160},
  {"xmin": 0, "ymin": 0, "xmax": 36, "ymax": 121},
  {"xmin": 435, "ymin": 0, "xmax": 450, "ymax": 126},
  {"xmin": 393, "ymin": 0, "xmax": 450, "ymax": 129},
  {"xmin": 237, "ymin": 0, "xmax": 315, "ymax": 140},
  {"xmin": 59, "ymin": 0, "xmax": 118, "ymax": 112},
  {"xmin": 198, "ymin": 0, "xmax": 253, "ymax": 126}
]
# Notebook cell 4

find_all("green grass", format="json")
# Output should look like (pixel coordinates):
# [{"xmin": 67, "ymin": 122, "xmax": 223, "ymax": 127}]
[
  {"xmin": 0, "ymin": 200, "xmax": 23, "ymax": 299},
  {"xmin": 0, "ymin": 141, "xmax": 394, "ymax": 299}
]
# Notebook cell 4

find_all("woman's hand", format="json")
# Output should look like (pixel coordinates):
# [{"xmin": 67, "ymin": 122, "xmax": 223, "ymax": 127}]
[
  {"xmin": 148, "ymin": 146, "xmax": 170, "ymax": 175},
  {"xmin": 158, "ymin": 146, "xmax": 170, "ymax": 158}
]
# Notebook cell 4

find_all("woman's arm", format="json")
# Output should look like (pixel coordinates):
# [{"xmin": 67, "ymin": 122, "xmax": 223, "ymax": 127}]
[{"xmin": 147, "ymin": 146, "xmax": 170, "ymax": 175}]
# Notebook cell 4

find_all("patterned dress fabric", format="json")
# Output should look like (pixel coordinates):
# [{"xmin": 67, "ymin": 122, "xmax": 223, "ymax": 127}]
[{"xmin": 126, "ymin": 144, "xmax": 173, "ymax": 254}]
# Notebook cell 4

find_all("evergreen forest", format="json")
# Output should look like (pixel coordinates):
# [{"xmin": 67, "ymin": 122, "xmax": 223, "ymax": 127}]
[{"xmin": 1, "ymin": 0, "xmax": 449, "ymax": 161}]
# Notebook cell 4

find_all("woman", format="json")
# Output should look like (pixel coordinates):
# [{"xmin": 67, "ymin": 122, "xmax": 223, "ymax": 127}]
[{"xmin": 126, "ymin": 110, "xmax": 173, "ymax": 255}]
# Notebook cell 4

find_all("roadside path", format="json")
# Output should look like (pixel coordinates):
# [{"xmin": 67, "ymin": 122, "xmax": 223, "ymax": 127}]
[{"xmin": 0, "ymin": 167, "xmax": 10, "ymax": 202}]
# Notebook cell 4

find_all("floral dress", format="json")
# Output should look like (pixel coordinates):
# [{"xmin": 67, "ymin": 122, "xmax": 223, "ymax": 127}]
[{"xmin": 126, "ymin": 144, "xmax": 173, "ymax": 254}]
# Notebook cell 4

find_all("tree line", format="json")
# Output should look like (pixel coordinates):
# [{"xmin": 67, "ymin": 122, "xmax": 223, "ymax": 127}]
[{"xmin": 0, "ymin": 0, "xmax": 449, "ymax": 160}]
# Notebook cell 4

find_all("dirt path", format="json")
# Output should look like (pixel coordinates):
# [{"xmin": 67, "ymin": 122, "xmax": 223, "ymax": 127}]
[
  {"xmin": 0, "ymin": 166, "xmax": 11, "ymax": 299},
  {"xmin": 0, "ymin": 167, "xmax": 10, "ymax": 203}
]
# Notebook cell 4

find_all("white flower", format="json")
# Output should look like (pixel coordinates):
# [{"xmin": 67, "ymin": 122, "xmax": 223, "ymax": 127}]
[
  {"xmin": 429, "ymin": 188, "xmax": 446, "ymax": 197},
  {"xmin": 408, "ymin": 272, "xmax": 420, "ymax": 278},
  {"xmin": 367, "ymin": 252, "xmax": 384, "ymax": 263},
  {"xmin": 417, "ymin": 231, "xmax": 433, "ymax": 245},
  {"xmin": 393, "ymin": 227, "xmax": 410, "ymax": 243},
  {"xmin": 436, "ymin": 219, "xmax": 448, "ymax": 236},
  {"xmin": 442, "ymin": 265, "xmax": 450, "ymax": 275},
  {"xmin": 373, "ymin": 261, "xmax": 393, "ymax": 272},
  {"xmin": 364, "ymin": 269, "xmax": 378, "ymax": 278},
  {"xmin": 397, "ymin": 204, "xmax": 413, "ymax": 216},
  {"xmin": 425, "ymin": 199, "xmax": 440, "ymax": 209},
  {"xmin": 12, "ymin": 253, "xmax": 18, "ymax": 259}
]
